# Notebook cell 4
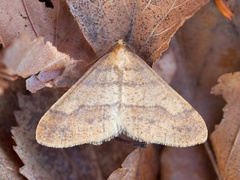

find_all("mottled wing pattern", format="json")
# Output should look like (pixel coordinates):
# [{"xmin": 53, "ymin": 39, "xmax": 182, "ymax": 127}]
[
  {"xmin": 120, "ymin": 50, "xmax": 207, "ymax": 147},
  {"xmin": 36, "ymin": 52, "xmax": 123, "ymax": 147}
]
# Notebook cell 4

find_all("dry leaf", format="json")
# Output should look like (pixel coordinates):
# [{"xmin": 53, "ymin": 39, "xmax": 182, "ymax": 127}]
[
  {"xmin": 152, "ymin": 47, "xmax": 177, "ymax": 84},
  {"xmin": 2, "ymin": 34, "xmax": 88, "ymax": 92},
  {"xmin": 12, "ymin": 89, "xmax": 134, "ymax": 179},
  {"xmin": 0, "ymin": 62, "xmax": 18, "ymax": 94},
  {"xmin": 160, "ymin": 146, "xmax": 216, "ymax": 180},
  {"xmin": 214, "ymin": 0, "xmax": 234, "ymax": 20},
  {"xmin": 0, "ymin": 35, "xmax": 4, "ymax": 49},
  {"xmin": 36, "ymin": 40, "xmax": 207, "ymax": 148},
  {"xmin": 93, "ymin": 140, "xmax": 135, "ymax": 179},
  {"xmin": 108, "ymin": 145, "xmax": 159, "ymax": 180},
  {"xmin": 0, "ymin": 91, "xmax": 24, "ymax": 179},
  {"xmin": 0, "ymin": 0, "xmax": 95, "ymax": 92},
  {"xmin": 231, "ymin": 0, "xmax": 240, "ymax": 27},
  {"xmin": 3, "ymin": 35, "xmax": 71, "ymax": 78},
  {"xmin": 0, "ymin": 0, "xmax": 94, "ymax": 60},
  {"xmin": 159, "ymin": 1, "xmax": 240, "ymax": 178},
  {"xmin": 171, "ymin": 0, "xmax": 240, "ymax": 132},
  {"xmin": 0, "ymin": 36, "xmax": 18, "ymax": 94},
  {"xmin": 67, "ymin": 0, "xmax": 209, "ymax": 62},
  {"xmin": 211, "ymin": 72, "xmax": 240, "ymax": 179}
]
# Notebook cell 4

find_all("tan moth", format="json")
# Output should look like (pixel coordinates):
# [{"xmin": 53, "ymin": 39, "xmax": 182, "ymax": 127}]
[{"xmin": 36, "ymin": 40, "xmax": 207, "ymax": 148}]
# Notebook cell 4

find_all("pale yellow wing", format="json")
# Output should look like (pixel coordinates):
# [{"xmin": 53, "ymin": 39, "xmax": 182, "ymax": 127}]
[
  {"xmin": 120, "ymin": 50, "xmax": 207, "ymax": 147},
  {"xmin": 36, "ymin": 51, "xmax": 123, "ymax": 148},
  {"xmin": 37, "ymin": 41, "xmax": 207, "ymax": 148}
]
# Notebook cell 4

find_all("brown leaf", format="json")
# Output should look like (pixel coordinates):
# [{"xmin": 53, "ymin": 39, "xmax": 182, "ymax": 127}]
[
  {"xmin": 0, "ymin": 0, "xmax": 94, "ymax": 60},
  {"xmin": 3, "ymin": 35, "xmax": 71, "ymax": 78},
  {"xmin": 211, "ymin": 72, "xmax": 240, "ymax": 179},
  {"xmin": 1, "ymin": 0, "xmax": 96, "ymax": 92},
  {"xmin": 2, "ymin": 34, "xmax": 88, "ymax": 92},
  {"xmin": 231, "ymin": 0, "xmax": 240, "ymax": 28},
  {"xmin": 214, "ymin": 0, "xmax": 234, "ymax": 20},
  {"xmin": 171, "ymin": 0, "xmax": 240, "ymax": 132},
  {"xmin": 160, "ymin": 146, "xmax": 216, "ymax": 180},
  {"xmin": 0, "ymin": 35, "xmax": 4, "ymax": 49},
  {"xmin": 93, "ymin": 139, "xmax": 135, "ymax": 179},
  {"xmin": 159, "ymin": 1, "xmax": 240, "ymax": 178},
  {"xmin": 152, "ymin": 47, "xmax": 177, "ymax": 84},
  {"xmin": 108, "ymin": 145, "xmax": 159, "ymax": 180},
  {"xmin": 0, "ymin": 91, "xmax": 24, "ymax": 179},
  {"xmin": 67, "ymin": 0, "xmax": 209, "ymax": 62},
  {"xmin": 0, "ymin": 36, "xmax": 18, "ymax": 94},
  {"xmin": 12, "ymin": 89, "xmax": 134, "ymax": 179},
  {"xmin": 0, "ymin": 64, "xmax": 18, "ymax": 94}
]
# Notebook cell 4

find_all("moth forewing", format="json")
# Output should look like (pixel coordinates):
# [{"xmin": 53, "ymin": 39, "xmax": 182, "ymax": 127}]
[{"xmin": 36, "ymin": 40, "xmax": 207, "ymax": 148}]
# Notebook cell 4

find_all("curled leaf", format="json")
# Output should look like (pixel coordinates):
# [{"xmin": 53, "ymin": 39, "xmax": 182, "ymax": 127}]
[
  {"xmin": 2, "ymin": 34, "xmax": 88, "ymax": 92},
  {"xmin": 3, "ymin": 35, "xmax": 71, "ymax": 78},
  {"xmin": 211, "ymin": 72, "xmax": 240, "ymax": 179}
]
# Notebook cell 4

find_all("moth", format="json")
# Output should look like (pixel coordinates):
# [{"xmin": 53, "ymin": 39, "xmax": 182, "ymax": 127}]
[{"xmin": 36, "ymin": 40, "xmax": 207, "ymax": 148}]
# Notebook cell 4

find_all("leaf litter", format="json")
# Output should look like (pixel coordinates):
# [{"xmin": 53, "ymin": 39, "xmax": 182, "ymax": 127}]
[
  {"xmin": 211, "ymin": 72, "xmax": 240, "ymax": 180},
  {"xmin": 2, "ymin": 0, "xmax": 240, "ymax": 179}
]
